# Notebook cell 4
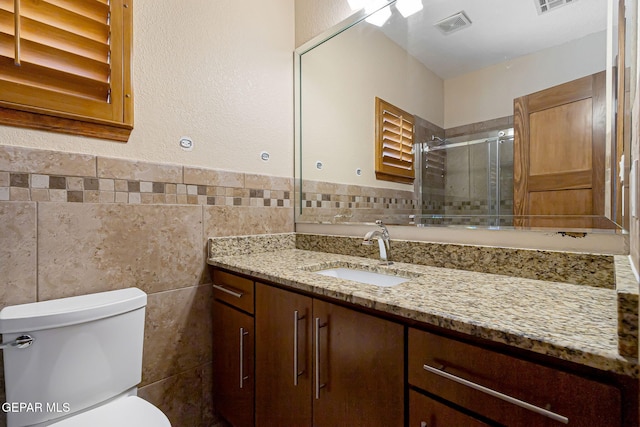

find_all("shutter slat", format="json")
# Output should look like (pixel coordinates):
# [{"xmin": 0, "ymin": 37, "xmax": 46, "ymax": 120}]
[
  {"xmin": 20, "ymin": 0, "xmax": 109, "ymax": 43},
  {"xmin": 0, "ymin": 34, "xmax": 110, "ymax": 82},
  {"xmin": 0, "ymin": 9, "xmax": 109, "ymax": 63},
  {"xmin": 382, "ymin": 138, "xmax": 413, "ymax": 152},
  {"xmin": 0, "ymin": 1, "xmax": 13, "ymax": 14},
  {"xmin": 382, "ymin": 157, "xmax": 413, "ymax": 170},
  {"xmin": 383, "ymin": 153, "xmax": 412, "ymax": 163},
  {"xmin": 382, "ymin": 132, "xmax": 402, "ymax": 145},
  {"xmin": 0, "ymin": 56, "xmax": 110, "ymax": 101},
  {"xmin": 45, "ymin": 0, "xmax": 110, "ymax": 23}
]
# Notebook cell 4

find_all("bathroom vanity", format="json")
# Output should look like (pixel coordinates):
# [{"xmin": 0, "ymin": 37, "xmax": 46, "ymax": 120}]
[{"xmin": 208, "ymin": 236, "xmax": 638, "ymax": 427}]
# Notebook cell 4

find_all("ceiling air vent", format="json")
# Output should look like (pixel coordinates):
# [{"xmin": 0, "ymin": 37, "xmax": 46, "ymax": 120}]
[
  {"xmin": 434, "ymin": 11, "xmax": 472, "ymax": 36},
  {"xmin": 535, "ymin": 0, "xmax": 577, "ymax": 15}
]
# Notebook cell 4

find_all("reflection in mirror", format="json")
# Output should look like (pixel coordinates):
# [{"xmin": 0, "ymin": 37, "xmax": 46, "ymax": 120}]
[{"xmin": 296, "ymin": 0, "xmax": 627, "ymax": 232}]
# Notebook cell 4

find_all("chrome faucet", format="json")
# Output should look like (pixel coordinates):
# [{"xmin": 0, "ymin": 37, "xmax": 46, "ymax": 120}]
[{"xmin": 363, "ymin": 220, "xmax": 392, "ymax": 265}]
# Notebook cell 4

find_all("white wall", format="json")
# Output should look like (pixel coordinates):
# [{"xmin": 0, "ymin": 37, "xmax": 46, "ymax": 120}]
[
  {"xmin": 295, "ymin": 0, "xmax": 352, "ymax": 47},
  {"xmin": 0, "ymin": 0, "xmax": 295, "ymax": 177},
  {"xmin": 444, "ymin": 31, "xmax": 607, "ymax": 129},
  {"xmin": 301, "ymin": 25, "xmax": 443, "ymax": 190}
]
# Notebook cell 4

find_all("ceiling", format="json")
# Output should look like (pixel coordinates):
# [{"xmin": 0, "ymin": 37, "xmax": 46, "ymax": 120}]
[{"xmin": 378, "ymin": 0, "xmax": 611, "ymax": 79}]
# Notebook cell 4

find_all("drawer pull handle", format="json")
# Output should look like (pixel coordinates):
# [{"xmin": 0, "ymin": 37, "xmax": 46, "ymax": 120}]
[
  {"xmin": 315, "ymin": 317, "xmax": 327, "ymax": 399},
  {"xmin": 294, "ymin": 310, "xmax": 306, "ymax": 386},
  {"xmin": 422, "ymin": 364, "xmax": 569, "ymax": 424},
  {"xmin": 240, "ymin": 328, "xmax": 249, "ymax": 389},
  {"xmin": 213, "ymin": 284, "xmax": 244, "ymax": 298}
]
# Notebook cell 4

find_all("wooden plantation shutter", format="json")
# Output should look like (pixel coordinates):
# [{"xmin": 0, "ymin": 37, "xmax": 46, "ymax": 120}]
[
  {"xmin": 375, "ymin": 97, "xmax": 415, "ymax": 184},
  {"xmin": 0, "ymin": 0, "xmax": 133, "ymax": 141}
]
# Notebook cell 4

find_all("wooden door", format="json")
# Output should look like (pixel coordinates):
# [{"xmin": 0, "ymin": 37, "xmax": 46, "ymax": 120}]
[
  {"xmin": 312, "ymin": 299, "xmax": 404, "ymax": 427},
  {"xmin": 212, "ymin": 300, "xmax": 254, "ymax": 427},
  {"xmin": 513, "ymin": 72, "xmax": 607, "ymax": 228},
  {"xmin": 255, "ymin": 283, "xmax": 313, "ymax": 427}
]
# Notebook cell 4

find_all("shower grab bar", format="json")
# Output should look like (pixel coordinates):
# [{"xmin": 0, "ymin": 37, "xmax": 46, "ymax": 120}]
[
  {"xmin": 424, "ymin": 135, "xmax": 514, "ymax": 152},
  {"xmin": 0, "ymin": 335, "xmax": 34, "ymax": 350}
]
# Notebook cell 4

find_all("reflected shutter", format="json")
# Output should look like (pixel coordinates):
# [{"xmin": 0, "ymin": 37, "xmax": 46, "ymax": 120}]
[{"xmin": 375, "ymin": 97, "xmax": 415, "ymax": 184}]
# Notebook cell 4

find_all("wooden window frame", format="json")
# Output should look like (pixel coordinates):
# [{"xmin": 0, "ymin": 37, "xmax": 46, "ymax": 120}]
[
  {"xmin": 0, "ymin": 0, "xmax": 133, "ymax": 142},
  {"xmin": 375, "ymin": 96, "xmax": 415, "ymax": 184}
]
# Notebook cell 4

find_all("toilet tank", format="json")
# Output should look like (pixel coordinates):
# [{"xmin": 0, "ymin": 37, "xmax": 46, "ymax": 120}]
[{"xmin": 0, "ymin": 288, "xmax": 147, "ymax": 427}]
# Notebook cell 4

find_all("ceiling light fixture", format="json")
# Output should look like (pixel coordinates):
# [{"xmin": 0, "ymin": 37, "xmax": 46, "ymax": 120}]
[
  {"xmin": 395, "ymin": 0, "xmax": 423, "ymax": 18},
  {"xmin": 365, "ymin": 0, "xmax": 391, "ymax": 27}
]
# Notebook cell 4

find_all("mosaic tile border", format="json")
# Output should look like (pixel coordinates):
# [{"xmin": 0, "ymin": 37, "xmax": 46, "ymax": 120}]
[
  {"xmin": 0, "ymin": 145, "xmax": 293, "ymax": 207},
  {"xmin": 298, "ymin": 180, "xmax": 420, "ymax": 223},
  {"xmin": 301, "ymin": 192, "xmax": 418, "ymax": 210}
]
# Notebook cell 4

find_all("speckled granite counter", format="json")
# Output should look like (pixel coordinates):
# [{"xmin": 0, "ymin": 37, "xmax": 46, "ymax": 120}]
[{"xmin": 207, "ymin": 234, "xmax": 638, "ymax": 378}]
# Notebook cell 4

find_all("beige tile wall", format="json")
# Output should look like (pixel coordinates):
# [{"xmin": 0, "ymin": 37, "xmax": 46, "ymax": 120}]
[{"xmin": 0, "ymin": 145, "xmax": 294, "ymax": 427}]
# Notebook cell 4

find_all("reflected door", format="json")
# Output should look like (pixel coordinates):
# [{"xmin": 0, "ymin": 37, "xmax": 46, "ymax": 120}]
[{"xmin": 513, "ymin": 72, "xmax": 606, "ymax": 228}]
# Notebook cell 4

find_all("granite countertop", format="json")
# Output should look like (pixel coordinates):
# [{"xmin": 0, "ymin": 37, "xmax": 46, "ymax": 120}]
[{"xmin": 208, "ymin": 247, "xmax": 638, "ymax": 378}]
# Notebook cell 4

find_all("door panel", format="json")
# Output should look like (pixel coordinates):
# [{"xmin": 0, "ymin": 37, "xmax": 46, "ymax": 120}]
[
  {"xmin": 529, "ymin": 98, "xmax": 592, "ymax": 175},
  {"xmin": 312, "ymin": 299, "xmax": 404, "ymax": 427},
  {"xmin": 255, "ymin": 283, "xmax": 312, "ymax": 427},
  {"xmin": 212, "ymin": 300, "xmax": 254, "ymax": 427},
  {"xmin": 514, "ymin": 72, "xmax": 606, "ymax": 229}
]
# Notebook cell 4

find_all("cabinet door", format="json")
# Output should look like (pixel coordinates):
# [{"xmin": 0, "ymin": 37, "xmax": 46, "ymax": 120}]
[
  {"xmin": 313, "ymin": 299, "xmax": 404, "ymax": 427},
  {"xmin": 255, "ymin": 283, "xmax": 313, "ymax": 427},
  {"xmin": 409, "ymin": 390, "xmax": 490, "ymax": 427},
  {"xmin": 409, "ymin": 328, "xmax": 621, "ymax": 427},
  {"xmin": 212, "ymin": 300, "xmax": 254, "ymax": 427}
]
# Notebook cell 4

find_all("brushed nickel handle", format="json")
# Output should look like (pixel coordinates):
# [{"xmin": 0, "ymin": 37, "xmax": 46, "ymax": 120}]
[
  {"xmin": 0, "ymin": 334, "xmax": 34, "ymax": 350},
  {"xmin": 315, "ymin": 317, "xmax": 327, "ymax": 399},
  {"xmin": 422, "ymin": 364, "xmax": 569, "ymax": 424},
  {"xmin": 293, "ymin": 310, "xmax": 306, "ymax": 386},
  {"xmin": 213, "ymin": 284, "xmax": 243, "ymax": 298},
  {"xmin": 239, "ymin": 328, "xmax": 249, "ymax": 389}
]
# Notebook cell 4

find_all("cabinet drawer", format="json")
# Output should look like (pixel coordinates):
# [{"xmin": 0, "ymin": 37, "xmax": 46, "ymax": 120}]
[
  {"xmin": 409, "ymin": 390, "xmax": 489, "ymax": 427},
  {"xmin": 408, "ymin": 328, "xmax": 621, "ymax": 427},
  {"xmin": 213, "ymin": 270, "xmax": 254, "ymax": 314}
]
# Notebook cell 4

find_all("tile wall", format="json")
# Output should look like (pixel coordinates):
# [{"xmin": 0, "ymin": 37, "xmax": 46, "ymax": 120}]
[
  {"xmin": 298, "ymin": 179, "xmax": 419, "ymax": 224},
  {"xmin": 0, "ymin": 144, "xmax": 294, "ymax": 427}
]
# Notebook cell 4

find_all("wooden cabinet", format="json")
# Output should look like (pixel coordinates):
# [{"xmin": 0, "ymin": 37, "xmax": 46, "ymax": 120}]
[
  {"xmin": 409, "ymin": 390, "xmax": 490, "ymax": 427},
  {"xmin": 211, "ymin": 268, "xmax": 632, "ymax": 427},
  {"xmin": 255, "ymin": 282, "xmax": 313, "ymax": 426},
  {"xmin": 255, "ymin": 282, "xmax": 404, "ymax": 427},
  {"xmin": 408, "ymin": 328, "xmax": 622, "ymax": 427},
  {"xmin": 212, "ymin": 271, "xmax": 255, "ymax": 427}
]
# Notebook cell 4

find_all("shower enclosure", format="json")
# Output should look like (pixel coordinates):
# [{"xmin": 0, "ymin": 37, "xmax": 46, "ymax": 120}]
[{"xmin": 418, "ymin": 128, "xmax": 514, "ymax": 227}]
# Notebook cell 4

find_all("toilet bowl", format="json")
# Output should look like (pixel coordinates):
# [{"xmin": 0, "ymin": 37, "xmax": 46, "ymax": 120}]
[
  {"xmin": 0, "ymin": 288, "xmax": 171, "ymax": 427},
  {"xmin": 48, "ymin": 395, "xmax": 168, "ymax": 427}
]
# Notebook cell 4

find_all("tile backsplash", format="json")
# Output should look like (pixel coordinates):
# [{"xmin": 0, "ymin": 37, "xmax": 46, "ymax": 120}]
[
  {"xmin": 0, "ymin": 145, "xmax": 291, "ymax": 208},
  {"xmin": 0, "ymin": 144, "xmax": 293, "ymax": 427}
]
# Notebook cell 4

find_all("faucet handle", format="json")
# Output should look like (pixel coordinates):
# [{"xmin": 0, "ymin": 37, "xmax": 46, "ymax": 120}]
[{"xmin": 375, "ymin": 219, "xmax": 388, "ymax": 232}]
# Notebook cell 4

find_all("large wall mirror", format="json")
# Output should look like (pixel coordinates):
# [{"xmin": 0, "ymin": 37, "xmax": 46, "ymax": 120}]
[{"xmin": 295, "ymin": 0, "xmax": 634, "ymax": 234}]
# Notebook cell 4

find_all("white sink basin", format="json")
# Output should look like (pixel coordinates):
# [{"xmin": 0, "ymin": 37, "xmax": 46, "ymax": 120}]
[{"xmin": 315, "ymin": 268, "xmax": 408, "ymax": 287}]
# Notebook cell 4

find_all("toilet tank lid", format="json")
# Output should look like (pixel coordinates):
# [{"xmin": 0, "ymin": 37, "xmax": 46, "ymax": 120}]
[{"xmin": 0, "ymin": 288, "xmax": 147, "ymax": 334}]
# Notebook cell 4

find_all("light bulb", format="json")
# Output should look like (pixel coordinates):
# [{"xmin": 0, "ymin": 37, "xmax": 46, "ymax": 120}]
[
  {"xmin": 396, "ymin": 0, "xmax": 423, "ymax": 18},
  {"xmin": 365, "ymin": 0, "xmax": 391, "ymax": 27}
]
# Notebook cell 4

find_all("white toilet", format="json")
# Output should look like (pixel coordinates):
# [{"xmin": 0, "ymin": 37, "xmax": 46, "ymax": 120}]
[{"xmin": 0, "ymin": 288, "xmax": 171, "ymax": 427}]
